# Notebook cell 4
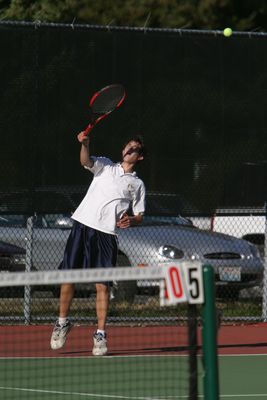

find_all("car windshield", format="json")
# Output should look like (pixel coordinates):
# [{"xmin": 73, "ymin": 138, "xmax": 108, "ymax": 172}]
[
  {"xmin": 0, "ymin": 215, "xmax": 27, "ymax": 227},
  {"xmin": 145, "ymin": 193, "xmax": 199, "ymax": 216},
  {"xmin": 141, "ymin": 215, "xmax": 194, "ymax": 227},
  {"xmin": 0, "ymin": 191, "xmax": 197, "ymax": 228},
  {"xmin": 0, "ymin": 214, "xmax": 72, "ymax": 229},
  {"xmin": 0, "ymin": 214, "xmax": 194, "ymax": 229}
]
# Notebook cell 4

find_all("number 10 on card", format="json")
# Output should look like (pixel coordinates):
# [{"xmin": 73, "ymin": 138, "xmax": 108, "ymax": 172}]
[{"xmin": 160, "ymin": 262, "xmax": 204, "ymax": 306}]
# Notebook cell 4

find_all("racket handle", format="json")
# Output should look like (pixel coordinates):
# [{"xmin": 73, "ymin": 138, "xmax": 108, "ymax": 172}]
[{"xmin": 83, "ymin": 123, "xmax": 93, "ymax": 137}]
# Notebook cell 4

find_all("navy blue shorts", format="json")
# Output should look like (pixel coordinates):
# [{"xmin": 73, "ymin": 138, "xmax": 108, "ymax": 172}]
[{"xmin": 59, "ymin": 221, "xmax": 118, "ymax": 271}]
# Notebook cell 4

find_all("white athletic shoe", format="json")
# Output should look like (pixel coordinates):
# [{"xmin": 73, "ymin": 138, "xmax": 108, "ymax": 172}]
[
  {"xmin": 92, "ymin": 332, "xmax": 108, "ymax": 356},
  {"xmin": 50, "ymin": 320, "xmax": 72, "ymax": 350}
]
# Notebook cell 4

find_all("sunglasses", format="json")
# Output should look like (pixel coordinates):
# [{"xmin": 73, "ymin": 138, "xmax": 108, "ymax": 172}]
[{"xmin": 125, "ymin": 147, "xmax": 142, "ymax": 156}]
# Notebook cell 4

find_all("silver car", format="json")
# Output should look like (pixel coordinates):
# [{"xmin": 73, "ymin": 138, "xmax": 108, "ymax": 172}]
[
  {"xmin": 0, "ymin": 212, "xmax": 263, "ymax": 300},
  {"xmin": 118, "ymin": 217, "xmax": 263, "ymax": 297}
]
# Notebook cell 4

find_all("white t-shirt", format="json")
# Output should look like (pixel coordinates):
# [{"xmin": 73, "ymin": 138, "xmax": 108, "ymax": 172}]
[{"xmin": 72, "ymin": 157, "xmax": 146, "ymax": 235}]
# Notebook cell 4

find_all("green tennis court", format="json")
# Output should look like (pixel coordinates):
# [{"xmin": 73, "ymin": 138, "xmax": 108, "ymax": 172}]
[
  {"xmin": 1, "ymin": 354, "xmax": 267, "ymax": 399},
  {"xmin": 0, "ymin": 355, "xmax": 195, "ymax": 400},
  {"xmin": 219, "ymin": 355, "xmax": 267, "ymax": 399}
]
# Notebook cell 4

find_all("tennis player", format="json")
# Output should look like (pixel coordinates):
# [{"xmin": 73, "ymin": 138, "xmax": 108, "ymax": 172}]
[{"xmin": 50, "ymin": 133, "xmax": 146, "ymax": 356}]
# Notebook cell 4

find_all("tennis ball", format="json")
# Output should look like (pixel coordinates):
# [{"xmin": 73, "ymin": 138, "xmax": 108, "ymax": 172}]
[{"xmin": 223, "ymin": 27, "xmax": 232, "ymax": 37}]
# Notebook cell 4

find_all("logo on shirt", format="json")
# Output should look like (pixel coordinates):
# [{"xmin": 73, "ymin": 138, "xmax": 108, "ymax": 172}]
[{"xmin": 127, "ymin": 184, "xmax": 135, "ymax": 193}]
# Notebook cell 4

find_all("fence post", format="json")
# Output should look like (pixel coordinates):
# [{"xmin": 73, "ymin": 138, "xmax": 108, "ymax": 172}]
[
  {"xmin": 24, "ymin": 216, "xmax": 34, "ymax": 324},
  {"xmin": 202, "ymin": 264, "xmax": 219, "ymax": 400},
  {"xmin": 262, "ymin": 202, "xmax": 267, "ymax": 321}
]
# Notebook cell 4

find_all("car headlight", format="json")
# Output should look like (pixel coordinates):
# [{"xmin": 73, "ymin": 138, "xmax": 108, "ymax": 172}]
[
  {"xmin": 248, "ymin": 244, "xmax": 260, "ymax": 259},
  {"xmin": 158, "ymin": 245, "xmax": 184, "ymax": 259}
]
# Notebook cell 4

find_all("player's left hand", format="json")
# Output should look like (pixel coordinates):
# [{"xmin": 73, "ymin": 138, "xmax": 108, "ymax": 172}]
[{"xmin": 117, "ymin": 213, "xmax": 131, "ymax": 229}]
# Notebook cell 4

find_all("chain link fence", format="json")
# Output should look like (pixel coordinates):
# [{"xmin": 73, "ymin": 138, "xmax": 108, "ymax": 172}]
[{"xmin": 0, "ymin": 21, "xmax": 266, "ymax": 323}]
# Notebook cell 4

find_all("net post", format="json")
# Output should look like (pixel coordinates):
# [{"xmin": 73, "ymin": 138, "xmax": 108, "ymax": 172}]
[{"xmin": 201, "ymin": 264, "xmax": 219, "ymax": 400}]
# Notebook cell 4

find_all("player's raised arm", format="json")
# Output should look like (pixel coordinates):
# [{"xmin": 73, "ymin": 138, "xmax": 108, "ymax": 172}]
[{"xmin": 77, "ymin": 132, "xmax": 94, "ymax": 169}]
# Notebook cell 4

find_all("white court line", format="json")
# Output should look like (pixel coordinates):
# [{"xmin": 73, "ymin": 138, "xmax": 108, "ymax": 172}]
[
  {"xmin": 0, "ymin": 386, "xmax": 186, "ymax": 399},
  {"xmin": 1, "ymin": 387, "xmax": 267, "ymax": 399},
  {"xmin": 220, "ymin": 396, "xmax": 267, "ymax": 398},
  {"xmin": 1, "ymin": 354, "xmax": 267, "ymax": 360},
  {"xmin": 0, "ymin": 354, "xmax": 190, "ymax": 360},
  {"xmin": 218, "ymin": 354, "xmax": 267, "ymax": 357}
]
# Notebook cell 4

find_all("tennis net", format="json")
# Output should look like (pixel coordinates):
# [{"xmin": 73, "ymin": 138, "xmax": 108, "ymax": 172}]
[{"xmin": 0, "ymin": 264, "xmax": 218, "ymax": 400}]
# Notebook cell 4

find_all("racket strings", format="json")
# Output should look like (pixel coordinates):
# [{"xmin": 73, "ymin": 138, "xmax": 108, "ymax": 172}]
[{"xmin": 91, "ymin": 86, "xmax": 125, "ymax": 114}]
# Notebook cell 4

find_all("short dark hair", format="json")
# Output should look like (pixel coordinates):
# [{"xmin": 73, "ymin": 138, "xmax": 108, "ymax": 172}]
[{"xmin": 124, "ymin": 135, "xmax": 148, "ymax": 158}]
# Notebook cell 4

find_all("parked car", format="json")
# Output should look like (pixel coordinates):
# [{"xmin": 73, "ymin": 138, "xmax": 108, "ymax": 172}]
[
  {"xmin": 0, "ymin": 211, "xmax": 263, "ymax": 300},
  {"xmin": 0, "ymin": 240, "xmax": 26, "ymax": 272},
  {"xmin": 0, "ymin": 240, "xmax": 26, "ymax": 297},
  {"xmin": 144, "ymin": 192, "xmax": 212, "ymax": 230},
  {"xmin": 0, "ymin": 239, "xmax": 51, "ymax": 297},
  {"xmin": 118, "ymin": 217, "xmax": 263, "ymax": 299},
  {"xmin": 211, "ymin": 206, "xmax": 265, "ymax": 258}
]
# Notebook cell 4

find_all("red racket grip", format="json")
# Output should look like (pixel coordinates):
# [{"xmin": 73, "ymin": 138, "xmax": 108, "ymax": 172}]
[{"xmin": 82, "ymin": 123, "xmax": 93, "ymax": 138}]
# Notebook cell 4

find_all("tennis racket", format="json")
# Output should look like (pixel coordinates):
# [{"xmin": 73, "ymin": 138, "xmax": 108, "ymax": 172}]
[{"xmin": 81, "ymin": 84, "xmax": 126, "ymax": 138}]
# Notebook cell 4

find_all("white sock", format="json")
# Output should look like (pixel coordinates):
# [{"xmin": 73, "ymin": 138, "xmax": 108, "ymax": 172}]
[
  {"xmin": 97, "ymin": 329, "xmax": 105, "ymax": 336},
  {"xmin": 58, "ymin": 317, "xmax": 67, "ymax": 326}
]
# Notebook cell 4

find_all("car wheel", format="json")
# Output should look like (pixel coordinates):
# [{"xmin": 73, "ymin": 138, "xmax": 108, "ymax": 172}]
[
  {"xmin": 0, "ymin": 286, "xmax": 25, "ymax": 298},
  {"xmin": 51, "ymin": 285, "xmax": 60, "ymax": 298},
  {"xmin": 112, "ymin": 253, "xmax": 137, "ymax": 303},
  {"xmin": 216, "ymin": 286, "xmax": 240, "ymax": 301}
]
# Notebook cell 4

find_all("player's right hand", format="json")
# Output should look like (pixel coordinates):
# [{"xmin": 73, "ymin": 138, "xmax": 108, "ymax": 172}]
[{"xmin": 77, "ymin": 131, "xmax": 90, "ymax": 144}]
